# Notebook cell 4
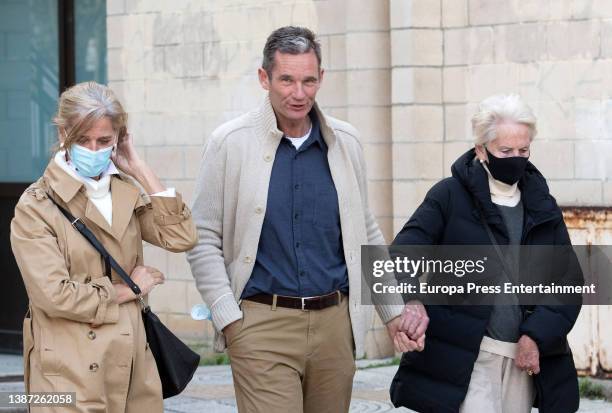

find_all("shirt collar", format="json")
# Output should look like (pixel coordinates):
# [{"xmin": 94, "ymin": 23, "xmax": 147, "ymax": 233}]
[{"xmin": 282, "ymin": 110, "xmax": 325, "ymax": 151}]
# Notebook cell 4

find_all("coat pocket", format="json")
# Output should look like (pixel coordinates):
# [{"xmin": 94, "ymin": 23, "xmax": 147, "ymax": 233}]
[
  {"xmin": 22, "ymin": 310, "xmax": 35, "ymax": 392},
  {"xmin": 40, "ymin": 325, "xmax": 60, "ymax": 376}
]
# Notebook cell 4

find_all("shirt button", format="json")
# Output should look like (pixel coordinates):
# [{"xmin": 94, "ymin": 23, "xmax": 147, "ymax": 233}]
[
  {"xmin": 294, "ymin": 184, "xmax": 300, "ymax": 190},
  {"xmin": 295, "ymin": 242, "xmax": 300, "ymax": 248},
  {"xmin": 300, "ymin": 271, "xmax": 305, "ymax": 277},
  {"xmin": 255, "ymin": 207, "xmax": 263, "ymax": 214},
  {"xmin": 89, "ymin": 363, "xmax": 99, "ymax": 372},
  {"xmin": 264, "ymin": 155, "xmax": 273, "ymax": 162},
  {"xmin": 294, "ymin": 213, "xmax": 299, "ymax": 220},
  {"xmin": 87, "ymin": 331, "xmax": 96, "ymax": 340}
]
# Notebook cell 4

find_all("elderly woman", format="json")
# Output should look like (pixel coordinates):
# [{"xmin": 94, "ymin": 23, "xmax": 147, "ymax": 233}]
[
  {"xmin": 10, "ymin": 81, "xmax": 197, "ymax": 412},
  {"xmin": 389, "ymin": 94, "xmax": 581, "ymax": 413}
]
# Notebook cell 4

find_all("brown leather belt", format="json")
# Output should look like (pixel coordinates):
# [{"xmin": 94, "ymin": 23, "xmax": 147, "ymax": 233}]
[{"xmin": 244, "ymin": 290, "xmax": 344, "ymax": 311}]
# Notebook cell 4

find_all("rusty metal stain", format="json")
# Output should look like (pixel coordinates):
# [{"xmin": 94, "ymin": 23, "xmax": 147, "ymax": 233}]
[
  {"xmin": 562, "ymin": 207, "xmax": 612, "ymax": 229},
  {"xmin": 561, "ymin": 206, "xmax": 612, "ymax": 377}
]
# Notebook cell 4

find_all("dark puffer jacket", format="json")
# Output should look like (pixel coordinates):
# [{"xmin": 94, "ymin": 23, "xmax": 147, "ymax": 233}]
[{"xmin": 389, "ymin": 148, "xmax": 581, "ymax": 413}]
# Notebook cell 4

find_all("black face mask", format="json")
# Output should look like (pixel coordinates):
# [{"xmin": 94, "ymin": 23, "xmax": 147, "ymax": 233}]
[{"xmin": 484, "ymin": 148, "xmax": 528, "ymax": 185}]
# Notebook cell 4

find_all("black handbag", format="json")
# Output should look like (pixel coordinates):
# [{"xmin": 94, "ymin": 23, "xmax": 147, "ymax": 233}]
[{"xmin": 48, "ymin": 194, "xmax": 200, "ymax": 398}]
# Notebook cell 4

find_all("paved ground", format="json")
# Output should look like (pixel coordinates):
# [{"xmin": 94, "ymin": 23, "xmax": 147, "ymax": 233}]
[{"xmin": 1, "ymin": 354, "xmax": 612, "ymax": 412}]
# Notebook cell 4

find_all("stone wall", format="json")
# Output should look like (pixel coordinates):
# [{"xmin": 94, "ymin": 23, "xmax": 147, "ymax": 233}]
[{"xmin": 106, "ymin": 0, "xmax": 612, "ymax": 358}]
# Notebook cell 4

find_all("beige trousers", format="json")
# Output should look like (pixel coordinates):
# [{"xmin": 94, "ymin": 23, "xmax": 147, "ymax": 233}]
[
  {"xmin": 225, "ymin": 295, "xmax": 356, "ymax": 413},
  {"xmin": 460, "ymin": 336, "xmax": 535, "ymax": 413}
]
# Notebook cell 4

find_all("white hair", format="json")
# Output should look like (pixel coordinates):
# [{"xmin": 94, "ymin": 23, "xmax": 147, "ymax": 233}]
[{"xmin": 471, "ymin": 94, "xmax": 537, "ymax": 146}]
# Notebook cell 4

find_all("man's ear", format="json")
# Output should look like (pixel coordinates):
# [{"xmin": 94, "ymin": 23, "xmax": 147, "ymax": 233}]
[
  {"xmin": 258, "ymin": 67, "xmax": 270, "ymax": 91},
  {"xmin": 318, "ymin": 67, "xmax": 325, "ymax": 85}
]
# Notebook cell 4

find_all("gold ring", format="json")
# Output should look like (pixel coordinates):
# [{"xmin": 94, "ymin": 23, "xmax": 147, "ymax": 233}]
[{"xmin": 527, "ymin": 369, "xmax": 534, "ymax": 376}]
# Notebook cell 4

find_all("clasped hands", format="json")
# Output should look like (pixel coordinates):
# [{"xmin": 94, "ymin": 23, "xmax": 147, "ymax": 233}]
[{"xmin": 385, "ymin": 300, "xmax": 429, "ymax": 353}]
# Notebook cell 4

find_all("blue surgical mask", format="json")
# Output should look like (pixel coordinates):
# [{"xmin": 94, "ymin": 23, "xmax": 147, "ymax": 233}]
[{"xmin": 69, "ymin": 144, "xmax": 114, "ymax": 178}]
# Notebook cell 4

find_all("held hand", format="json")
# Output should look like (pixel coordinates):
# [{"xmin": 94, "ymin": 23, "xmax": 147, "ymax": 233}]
[
  {"xmin": 386, "ymin": 316, "xmax": 424, "ymax": 353},
  {"xmin": 130, "ymin": 265, "xmax": 165, "ymax": 297},
  {"xmin": 111, "ymin": 132, "xmax": 145, "ymax": 177},
  {"xmin": 400, "ymin": 300, "xmax": 429, "ymax": 341},
  {"xmin": 515, "ymin": 334, "xmax": 540, "ymax": 375}
]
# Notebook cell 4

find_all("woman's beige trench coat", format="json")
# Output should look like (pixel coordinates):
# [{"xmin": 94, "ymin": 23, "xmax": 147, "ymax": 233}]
[{"xmin": 10, "ymin": 159, "xmax": 197, "ymax": 412}]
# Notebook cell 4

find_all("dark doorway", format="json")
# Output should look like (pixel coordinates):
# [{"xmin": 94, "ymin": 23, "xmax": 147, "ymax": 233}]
[{"xmin": 0, "ymin": 0, "xmax": 106, "ymax": 353}]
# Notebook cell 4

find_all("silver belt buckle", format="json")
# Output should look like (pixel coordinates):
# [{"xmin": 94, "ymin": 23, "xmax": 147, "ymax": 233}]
[{"xmin": 301, "ymin": 297, "xmax": 306, "ymax": 311}]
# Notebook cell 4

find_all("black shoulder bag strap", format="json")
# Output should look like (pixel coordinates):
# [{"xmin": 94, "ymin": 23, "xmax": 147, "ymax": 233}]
[{"xmin": 46, "ymin": 193, "xmax": 145, "ymax": 304}]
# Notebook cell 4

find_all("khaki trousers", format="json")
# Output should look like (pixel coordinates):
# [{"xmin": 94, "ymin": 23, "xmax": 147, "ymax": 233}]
[
  {"xmin": 460, "ymin": 336, "xmax": 535, "ymax": 413},
  {"xmin": 225, "ymin": 295, "xmax": 355, "ymax": 413}
]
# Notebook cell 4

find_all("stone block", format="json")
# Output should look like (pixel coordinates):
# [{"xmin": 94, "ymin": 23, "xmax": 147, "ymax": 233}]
[
  {"xmin": 494, "ymin": 23, "xmax": 547, "ymax": 63},
  {"xmin": 444, "ymin": 27, "xmax": 494, "ymax": 66},
  {"xmin": 393, "ymin": 180, "xmax": 438, "ymax": 217},
  {"xmin": 444, "ymin": 103, "xmax": 476, "ymax": 142},
  {"xmin": 347, "ymin": 69, "xmax": 390, "ymax": 106},
  {"xmin": 575, "ymin": 141, "xmax": 612, "ymax": 179},
  {"xmin": 548, "ymin": 180, "xmax": 602, "ymax": 206},
  {"xmin": 528, "ymin": 140, "xmax": 574, "ymax": 179},
  {"xmin": 443, "ymin": 66, "xmax": 467, "ymax": 103},
  {"xmin": 392, "ymin": 29, "xmax": 443, "ymax": 67},
  {"xmin": 345, "ymin": 0, "xmax": 390, "ymax": 32},
  {"xmin": 148, "ymin": 280, "xmax": 187, "ymax": 314},
  {"xmin": 392, "ymin": 142, "xmax": 444, "ymax": 180},
  {"xmin": 537, "ymin": 100, "xmax": 575, "ymax": 140},
  {"xmin": 153, "ymin": 13, "xmax": 184, "ymax": 45},
  {"xmin": 575, "ymin": 98, "xmax": 604, "ymax": 140},
  {"xmin": 467, "ymin": 64, "xmax": 519, "ymax": 102},
  {"xmin": 392, "ymin": 105, "xmax": 444, "ymax": 142},
  {"xmin": 346, "ymin": 32, "xmax": 390, "ymax": 69},
  {"xmin": 107, "ymin": 0, "xmax": 126, "ymax": 15},
  {"xmin": 468, "ymin": 0, "xmax": 519, "ymax": 25},
  {"xmin": 363, "ymin": 143, "xmax": 392, "ymax": 180},
  {"xmin": 185, "ymin": 145, "xmax": 205, "ymax": 179},
  {"xmin": 328, "ymin": 34, "xmax": 347, "ymax": 71},
  {"xmin": 443, "ymin": 141, "xmax": 471, "ymax": 176},
  {"xmin": 442, "ymin": 0, "xmax": 468, "ymax": 28},
  {"xmin": 367, "ymin": 180, "xmax": 393, "ymax": 217},
  {"xmin": 390, "ymin": 0, "xmax": 441, "ymax": 28},
  {"xmin": 317, "ymin": 70, "xmax": 347, "ymax": 108},
  {"xmin": 546, "ymin": 20, "xmax": 600, "ymax": 61},
  {"xmin": 167, "ymin": 251, "xmax": 195, "ymax": 281},
  {"xmin": 392, "ymin": 67, "xmax": 442, "ymax": 104},
  {"xmin": 145, "ymin": 146, "xmax": 185, "ymax": 179},
  {"xmin": 346, "ymin": 106, "xmax": 391, "ymax": 144}
]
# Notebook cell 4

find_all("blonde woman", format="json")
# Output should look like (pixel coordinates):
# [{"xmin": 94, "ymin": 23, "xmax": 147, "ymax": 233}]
[{"xmin": 10, "ymin": 81, "xmax": 197, "ymax": 412}]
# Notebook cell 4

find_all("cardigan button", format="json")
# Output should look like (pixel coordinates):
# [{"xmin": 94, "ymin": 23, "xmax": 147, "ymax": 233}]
[
  {"xmin": 87, "ymin": 331, "xmax": 96, "ymax": 340},
  {"xmin": 264, "ymin": 155, "xmax": 272, "ymax": 162},
  {"xmin": 89, "ymin": 363, "xmax": 99, "ymax": 372},
  {"xmin": 255, "ymin": 207, "xmax": 263, "ymax": 214},
  {"xmin": 244, "ymin": 256, "xmax": 253, "ymax": 263}
]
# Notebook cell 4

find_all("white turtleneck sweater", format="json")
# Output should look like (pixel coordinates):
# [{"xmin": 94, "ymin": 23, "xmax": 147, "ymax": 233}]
[
  {"xmin": 54, "ymin": 151, "xmax": 174, "ymax": 226},
  {"xmin": 480, "ymin": 160, "xmax": 521, "ymax": 207}
]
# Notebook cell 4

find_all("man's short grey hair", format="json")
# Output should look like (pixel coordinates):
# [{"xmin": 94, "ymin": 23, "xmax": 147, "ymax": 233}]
[
  {"xmin": 471, "ymin": 94, "xmax": 537, "ymax": 146},
  {"xmin": 262, "ymin": 26, "xmax": 321, "ymax": 77}
]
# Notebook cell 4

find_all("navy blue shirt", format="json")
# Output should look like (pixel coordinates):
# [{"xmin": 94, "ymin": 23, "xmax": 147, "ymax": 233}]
[{"xmin": 241, "ymin": 112, "xmax": 349, "ymax": 298}]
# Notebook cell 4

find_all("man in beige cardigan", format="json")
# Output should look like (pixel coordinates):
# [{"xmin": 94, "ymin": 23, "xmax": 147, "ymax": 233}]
[{"xmin": 187, "ymin": 26, "xmax": 423, "ymax": 413}]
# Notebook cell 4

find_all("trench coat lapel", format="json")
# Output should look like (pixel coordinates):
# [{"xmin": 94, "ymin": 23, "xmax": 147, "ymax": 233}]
[{"xmin": 109, "ymin": 176, "xmax": 140, "ymax": 241}]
